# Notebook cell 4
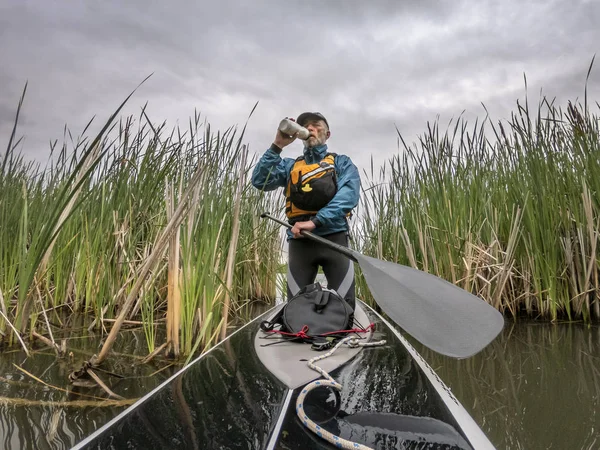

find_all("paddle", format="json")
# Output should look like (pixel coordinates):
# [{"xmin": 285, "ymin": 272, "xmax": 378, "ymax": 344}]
[{"xmin": 261, "ymin": 212, "xmax": 504, "ymax": 358}]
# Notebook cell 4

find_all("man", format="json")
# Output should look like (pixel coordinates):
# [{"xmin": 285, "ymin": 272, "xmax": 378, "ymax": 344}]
[{"xmin": 251, "ymin": 112, "xmax": 360, "ymax": 309}]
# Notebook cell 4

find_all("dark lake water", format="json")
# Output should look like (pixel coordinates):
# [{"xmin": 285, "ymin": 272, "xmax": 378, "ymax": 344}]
[
  {"xmin": 0, "ymin": 312, "xmax": 598, "ymax": 449},
  {"xmin": 409, "ymin": 320, "xmax": 600, "ymax": 450}
]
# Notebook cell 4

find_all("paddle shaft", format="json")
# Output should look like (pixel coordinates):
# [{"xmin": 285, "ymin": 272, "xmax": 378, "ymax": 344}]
[{"xmin": 260, "ymin": 213, "xmax": 357, "ymax": 261}]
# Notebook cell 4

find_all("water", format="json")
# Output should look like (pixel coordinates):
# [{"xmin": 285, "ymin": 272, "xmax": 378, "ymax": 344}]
[
  {"xmin": 0, "ymin": 316, "xmax": 598, "ymax": 449},
  {"xmin": 0, "ymin": 328, "xmax": 177, "ymax": 450},
  {"xmin": 409, "ymin": 320, "xmax": 600, "ymax": 450}
]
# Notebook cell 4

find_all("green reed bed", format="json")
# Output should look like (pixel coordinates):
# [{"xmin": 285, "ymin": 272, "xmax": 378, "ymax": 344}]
[
  {"xmin": 0, "ymin": 95, "xmax": 283, "ymax": 362},
  {"xmin": 357, "ymin": 88, "xmax": 600, "ymax": 322}
]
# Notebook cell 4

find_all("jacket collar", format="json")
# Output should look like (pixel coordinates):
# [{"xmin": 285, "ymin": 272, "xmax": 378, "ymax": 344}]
[{"xmin": 302, "ymin": 144, "xmax": 328, "ymax": 164}]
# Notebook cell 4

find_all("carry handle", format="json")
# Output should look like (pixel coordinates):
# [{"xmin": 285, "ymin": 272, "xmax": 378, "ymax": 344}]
[{"xmin": 313, "ymin": 291, "xmax": 330, "ymax": 313}]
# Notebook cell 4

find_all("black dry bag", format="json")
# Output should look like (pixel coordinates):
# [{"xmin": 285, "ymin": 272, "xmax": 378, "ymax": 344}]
[{"xmin": 261, "ymin": 282, "xmax": 354, "ymax": 340}]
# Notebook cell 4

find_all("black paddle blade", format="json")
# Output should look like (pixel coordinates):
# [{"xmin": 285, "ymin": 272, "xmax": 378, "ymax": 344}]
[{"xmin": 354, "ymin": 252, "xmax": 504, "ymax": 358}]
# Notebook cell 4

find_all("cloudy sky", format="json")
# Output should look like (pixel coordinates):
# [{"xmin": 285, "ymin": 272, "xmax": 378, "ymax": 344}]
[{"xmin": 1, "ymin": 0, "xmax": 599, "ymax": 174}]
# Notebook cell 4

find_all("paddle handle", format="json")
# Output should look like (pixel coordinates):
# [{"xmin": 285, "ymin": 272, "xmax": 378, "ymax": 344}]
[{"xmin": 260, "ymin": 213, "xmax": 357, "ymax": 262}]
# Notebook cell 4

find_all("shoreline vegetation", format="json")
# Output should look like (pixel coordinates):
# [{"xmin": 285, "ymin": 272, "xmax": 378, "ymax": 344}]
[
  {"xmin": 1, "ymin": 71, "xmax": 599, "ymax": 378},
  {"xmin": 357, "ymin": 76, "xmax": 600, "ymax": 324}
]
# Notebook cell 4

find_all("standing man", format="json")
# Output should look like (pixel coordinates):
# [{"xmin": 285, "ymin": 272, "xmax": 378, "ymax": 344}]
[{"xmin": 251, "ymin": 112, "xmax": 360, "ymax": 309}]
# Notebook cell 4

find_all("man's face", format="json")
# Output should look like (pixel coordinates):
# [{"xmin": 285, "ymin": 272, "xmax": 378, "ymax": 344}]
[{"xmin": 303, "ymin": 120, "xmax": 330, "ymax": 147}]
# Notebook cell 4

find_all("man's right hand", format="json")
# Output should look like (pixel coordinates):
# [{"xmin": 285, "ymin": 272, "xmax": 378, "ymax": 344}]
[{"xmin": 273, "ymin": 118, "xmax": 298, "ymax": 149}]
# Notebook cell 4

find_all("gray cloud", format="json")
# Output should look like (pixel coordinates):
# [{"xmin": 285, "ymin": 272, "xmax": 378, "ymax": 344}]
[{"xmin": 1, "ymin": 0, "xmax": 598, "ymax": 174}]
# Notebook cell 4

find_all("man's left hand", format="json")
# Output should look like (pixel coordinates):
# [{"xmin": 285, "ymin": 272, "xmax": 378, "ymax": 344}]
[{"xmin": 291, "ymin": 220, "xmax": 316, "ymax": 239}]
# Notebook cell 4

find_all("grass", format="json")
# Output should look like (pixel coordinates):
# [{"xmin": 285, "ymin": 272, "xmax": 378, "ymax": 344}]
[
  {"xmin": 0, "ymin": 86, "xmax": 284, "ymax": 362},
  {"xmin": 356, "ymin": 67, "xmax": 600, "ymax": 323}
]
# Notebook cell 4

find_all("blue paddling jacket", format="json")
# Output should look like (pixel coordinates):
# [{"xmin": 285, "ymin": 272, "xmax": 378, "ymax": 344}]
[{"xmin": 252, "ymin": 143, "xmax": 360, "ymax": 238}]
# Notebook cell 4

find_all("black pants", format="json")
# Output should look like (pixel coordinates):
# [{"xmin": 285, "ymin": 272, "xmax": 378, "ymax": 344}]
[{"xmin": 287, "ymin": 231, "xmax": 355, "ymax": 310}]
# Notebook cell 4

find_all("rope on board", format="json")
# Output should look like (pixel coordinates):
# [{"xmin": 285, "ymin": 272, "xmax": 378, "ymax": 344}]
[{"xmin": 296, "ymin": 336, "xmax": 386, "ymax": 450}]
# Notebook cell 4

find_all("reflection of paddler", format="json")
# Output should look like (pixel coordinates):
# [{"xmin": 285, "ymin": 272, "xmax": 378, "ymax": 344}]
[{"xmin": 251, "ymin": 112, "xmax": 360, "ymax": 309}]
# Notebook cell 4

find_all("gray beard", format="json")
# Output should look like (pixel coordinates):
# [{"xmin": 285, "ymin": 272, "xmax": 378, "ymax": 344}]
[{"xmin": 303, "ymin": 136, "xmax": 321, "ymax": 148}]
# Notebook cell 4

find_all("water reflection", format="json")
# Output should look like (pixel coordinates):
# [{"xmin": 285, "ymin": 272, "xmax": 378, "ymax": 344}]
[
  {"xmin": 78, "ymin": 324, "xmax": 287, "ymax": 449},
  {"xmin": 0, "ymin": 330, "xmax": 175, "ymax": 450},
  {"xmin": 275, "ymin": 324, "xmax": 475, "ymax": 449},
  {"xmin": 0, "ymin": 315, "xmax": 598, "ymax": 449},
  {"xmin": 411, "ymin": 321, "xmax": 600, "ymax": 450}
]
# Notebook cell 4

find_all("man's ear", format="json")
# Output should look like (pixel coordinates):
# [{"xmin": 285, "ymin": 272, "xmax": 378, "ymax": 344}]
[{"xmin": 326, "ymin": 131, "xmax": 331, "ymax": 139}]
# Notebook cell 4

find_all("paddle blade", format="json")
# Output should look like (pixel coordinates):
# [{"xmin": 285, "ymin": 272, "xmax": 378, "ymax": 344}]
[{"xmin": 354, "ymin": 253, "xmax": 504, "ymax": 358}]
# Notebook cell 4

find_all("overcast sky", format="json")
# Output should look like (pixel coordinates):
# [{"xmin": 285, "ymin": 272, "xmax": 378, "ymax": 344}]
[{"xmin": 1, "ymin": 0, "xmax": 599, "ymax": 175}]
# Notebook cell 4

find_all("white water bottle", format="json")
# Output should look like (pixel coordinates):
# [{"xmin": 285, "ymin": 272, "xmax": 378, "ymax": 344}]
[{"xmin": 278, "ymin": 119, "xmax": 310, "ymax": 140}]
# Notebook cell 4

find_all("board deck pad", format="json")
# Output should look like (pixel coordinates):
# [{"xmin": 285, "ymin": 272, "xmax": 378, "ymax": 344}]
[{"xmin": 254, "ymin": 302, "xmax": 373, "ymax": 389}]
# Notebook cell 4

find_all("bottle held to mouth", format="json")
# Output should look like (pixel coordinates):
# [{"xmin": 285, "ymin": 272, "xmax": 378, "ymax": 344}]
[{"xmin": 278, "ymin": 119, "xmax": 310, "ymax": 140}]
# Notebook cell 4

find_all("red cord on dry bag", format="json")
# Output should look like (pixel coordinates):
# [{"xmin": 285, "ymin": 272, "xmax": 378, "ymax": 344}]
[
  {"xmin": 268, "ymin": 325, "xmax": 311, "ymax": 339},
  {"xmin": 320, "ymin": 322, "xmax": 376, "ymax": 336}
]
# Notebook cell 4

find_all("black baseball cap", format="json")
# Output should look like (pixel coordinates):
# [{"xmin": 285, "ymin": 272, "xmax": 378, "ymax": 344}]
[{"xmin": 296, "ymin": 112, "xmax": 329, "ymax": 130}]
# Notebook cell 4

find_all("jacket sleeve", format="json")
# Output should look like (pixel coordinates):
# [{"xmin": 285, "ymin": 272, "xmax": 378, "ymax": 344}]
[
  {"xmin": 314, "ymin": 154, "xmax": 360, "ymax": 228},
  {"xmin": 251, "ymin": 145, "xmax": 295, "ymax": 191}
]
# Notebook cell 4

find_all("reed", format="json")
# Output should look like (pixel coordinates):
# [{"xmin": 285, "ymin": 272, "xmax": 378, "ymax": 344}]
[
  {"xmin": 357, "ymin": 72, "xmax": 600, "ymax": 322},
  {"xmin": 5, "ymin": 68, "xmax": 597, "ymax": 369},
  {"xmin": 0, "ymin": 91, "xmax": 282, "ymax": 363}
]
